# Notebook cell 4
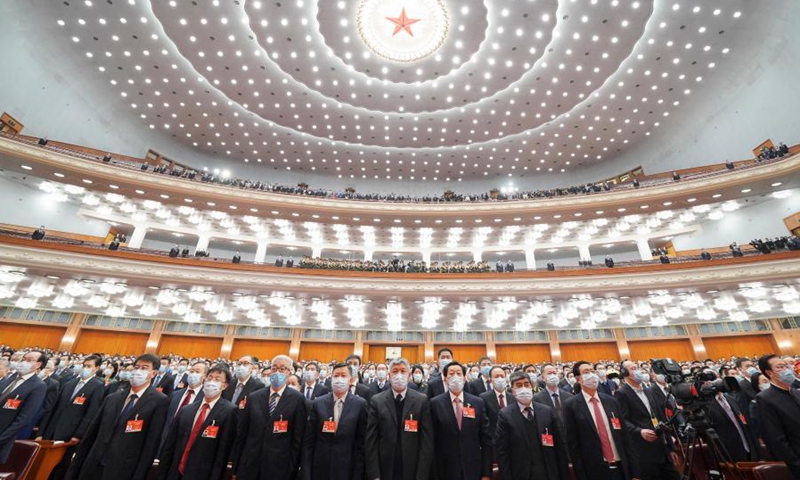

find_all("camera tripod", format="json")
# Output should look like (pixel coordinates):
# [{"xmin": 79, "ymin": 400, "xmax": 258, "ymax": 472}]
[{"xmin": 669, "ymin": 420, "xmax": 747, "ymax": 480}]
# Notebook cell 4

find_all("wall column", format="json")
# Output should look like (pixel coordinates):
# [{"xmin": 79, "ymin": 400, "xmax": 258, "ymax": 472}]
[
  {"xmin": 769, "ymin": 318, "xmax": 795, "ymax": 355},
  {"xmin": 636, "ymin": 238, "xmax": 653, "ymax": 260},
  {"xmin": 363, "ymin": 249, "xmax": 374, "ymax": 261},
  {"xmin": 220, "ymin": 325, "xmax": 236, "ymax": 358},
  {"xmin": 421, "ymin": 250, "xmax": 432, "ymax": 267},
  {"xmin": 486, "ymin": 331, "xmax": 497, "ymax": 362},
  {"xmin": 472, "ymin": 250, "xmax": 483, "ymax": 262},
  {"xmin": 614, "ymin": 328, "xmax": 630, "ymax": 359},
  {"xmin": 578, "ymin": 244, "xmax": 591, "ymax": 262},
  {"xmin": 424, "ymin": 332, "xmax": 435, "ymax": 362},
  {"xmin": 548, "ymin": 331, "xmax": 561, "ymax": 363},
  {"xmin": 354, "ymin": 330, "xmax": 365, "ymax": 358},
  {"xmin": 195, "ymin": 235, "xmax": 211, "ymax": 253},
  {"xmin": 59, "ymin": 313, "xmax": 87, "ymax": 352},
  {"xmin": 145, "ymin": 320, "xmax": 165, "ymax": 354},
  {"xmin": 128, "ymin": 225, "xmax": 148, "ymax": 249},
  {"xmin": 524, "ymin": 248, "xmax": 536, "ymax": 270},
  {"xmin": 312, "ymin": 246, "xmax": 323, "ymax": 259},
  {"xmin": 685, "ymin": 324, "xmax": 707, "ymax": 358},
  {"xmin": 289, "ymin": 328, "xmax": 302, "ymax": 360},
  {"xmin": 255, "ymin": 242, "xmax": 269, "ymax": 264}
]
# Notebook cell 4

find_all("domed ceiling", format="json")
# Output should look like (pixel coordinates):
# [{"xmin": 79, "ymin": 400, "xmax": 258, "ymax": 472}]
[{"xmin": 36, "ymin": 0, "xmax": 751, "ymax": 183}]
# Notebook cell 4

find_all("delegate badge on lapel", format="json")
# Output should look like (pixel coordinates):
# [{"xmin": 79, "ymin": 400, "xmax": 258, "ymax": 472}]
[
  {"xmin": 73, "ymin": 395, "xmax": 86, "ymax": 406},
  {"xmin": 3, "ymin": 396, "xmax": 21, "ymax": 410},
  {"xmin": 126, "ymin": 414, "xmax": 144, "ymax": 433},
  {"xmin": 462, "ymin": 405, "xmax": 476, "ymax": 419},
  {"xmin": 202, "ymin": 421, "xmax": 219, "ymax": 438},
  {"xmin": 273, "ymin": 415, "xmax": 289, "ymax": 434},
  {"xmin": 322, "ymin": 418, "xmax": 337, "ymax": 433},
  {"xmin": 238, "ymin": 396, "xmax": 247, "ymax": 410},
  {"xmin": 739, "ymin": 413, "xmax": 747, "ymax": 425},
  {"xmin": 156, "ymin": 387, "xmax": 164, "ymax": 393},
  {"xmin": 651, "ymin": 417, "xmax": 660, "ymax": 429},
  {"xmin": 541, "ymin": 428, "xmax": 555, "ymax": 447},
  {"xmin": 610, "ymin": 414, "xmax": 622, "ymax": 430},
  {"xmin": 404, "ymin": 414, "xmax": 418, "ymax": 433}
]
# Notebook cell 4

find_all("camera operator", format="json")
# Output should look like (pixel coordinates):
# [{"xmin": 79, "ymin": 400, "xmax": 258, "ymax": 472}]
[
  {"xmin": 756, "ymin": 354, "xmax": 800, "ymax": 479},
  {"xmin": 700, "ymin": 368, "xmax": 760, "ymax": 462},
  {"xmin": 616, "ymin": 361, "xmax": 680, "ymax": 480}
]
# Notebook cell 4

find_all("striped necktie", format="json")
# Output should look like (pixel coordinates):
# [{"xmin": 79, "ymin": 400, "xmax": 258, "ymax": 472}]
[{"xmin": 269, "ymin": 392, "xmax": 279, "ymax": 414}]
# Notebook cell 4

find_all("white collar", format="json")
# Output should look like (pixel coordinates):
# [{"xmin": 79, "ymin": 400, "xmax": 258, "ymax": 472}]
[
  {"xmin": 449, "ymin": 390, "xmax": 465, "ymax": 404},
  {"xmin": 517, "ymin": 401, "xmax": 533, "ymax": 414},
  {"xmin": 581, "ymin": 389, "xmax": 600, "ymax": 404},
  {"xmin": 391, "ymin": 388, "xmax": 408, "ymax": 400},
  {"xmin": 271, "ymin": 384, "xmax": 287, "ymax": 397}
]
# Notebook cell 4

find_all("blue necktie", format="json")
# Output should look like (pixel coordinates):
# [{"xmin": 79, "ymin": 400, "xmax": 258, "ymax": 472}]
[
  {"xmin": 269, "ymin": 392, "xmax": 279, "ymax": 415},
  {"xmin": 116, "ymin": 394, "xmax": 138, "ymax": 430}
]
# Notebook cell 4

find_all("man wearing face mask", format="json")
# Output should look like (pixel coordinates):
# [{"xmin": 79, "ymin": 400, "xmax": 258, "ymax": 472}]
[
  {"xmin": 162, "ymin": 361, "xmax": 209, "ymax": 449},
  {"xmin": 158, "ymin": 364, "xmax": 237, "ymax": 480},
  {"xmin": 523, "ymin": 364, "xmax": 543, "ymax": 393},
  {"xmin": 495, "ymin": 371, "xmax": 570, "ymax": 480},
  {"xmin": 701, "ymin": 369, "xmax": 760, "ymax": 463},
  {"xmin": 303, "ymin": 362, "xmax": 329, "ymax": 401},
  {"xmin": 349, "ymin": 366, "xmax": 374, "ymax": 403},
  {"xmin": 426, "ymin": 348, "xmax": 453, "ymax": 399},
  {"xmin": 595, "ymin": 364, "xmax": 617, "ymax": 397},
  {"xmin": 171, "ymin": 358, "xmax": 190, "ymax": 392},
  {"xmin": 32, "ymin": 358, "xmax": 62, "ymax": 440},
  {"xmin": 534, "ymin": 363, "xmax": 573, "ymax": 433},
  {"xmin": 467, "ymin": 356, "xmax": 494, "ymax": 396},
  {"xmin": 302, "ymin": 363, "xmax": 368, "ymax": 480},
  {"xmin": 365, "ymin": 365, "xmax": 378, "ymax": 386},
  {"xmin": 0, "ymin": 350, "xmax": 48, "ymax": 463},
  {"xmin": 365, "ymin": 357, "xmax": 434, "ymax": 480},
  {"xmin": 151, "ymin": 356, "xmax": 176, "ymax": 397},
  {"xmin": 563, "ymin": 361, "xmax": 639, "ymax": 480},
  {"xmin": 615, "ymin": 360, "xmax": 679, "ymax": 480},
  {"xmin": 66, "ymin": 353, "xmax": 169, "ymax": 480},
  {"xmin": 223, "ymin": 355, "xmax": 264, "ymax": 410},
  {"xmin": 479, "ymin": 366, "xmax": 513, "ymax": 468},
  {"xmin": 755, "ymin": 354, "xmax": 800, "ymax": 479},
  {"xmin": 231, "ymin": 354, "xmax": 307, "ymax": 480},
  {"xmin": 370, "ymin": 363, "xmax": 391, "ymax": 396},
  {"xmin": 430, "ymin": 360, "xmax": 492, "ymax": 480}
]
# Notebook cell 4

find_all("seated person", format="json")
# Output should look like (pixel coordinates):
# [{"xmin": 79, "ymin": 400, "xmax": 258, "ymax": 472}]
[
  {"xmin": 700, "ymin": 249, "xmax": 712, "ymax": 260},
  {"xmin": 232, "ymin": 252, "xmax": 241, "ymax": 264},
  {"xmin": 660, "ymin": 254, "xmax": 670, "ymax": 264},
  {"xmin": 604, "ymin": 255, "xmax": 614, "ymax": 268},
  {"xmin": 169, "ymin": 245, "xmax": 180, "ymax": 258},
  {"xmin": 31, "ymin": 225, "xmax": 46, "ymax": 240}
]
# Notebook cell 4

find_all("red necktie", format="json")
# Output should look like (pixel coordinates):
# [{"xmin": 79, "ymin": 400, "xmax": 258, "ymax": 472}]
[
  {"xmin": 590, "ymin": 397, "xmax": 615, "ymax": 463},
  {"xmin": 499, "ymin": 393, "xmax": 505, "ymax": 408},
  {"xmin": 179, "ymin": 389, "xmax": 194, "ymax": 409},
  {"xmin": 454, "ymin": 398, "xmax": 463, "ymax": 430},
  {"xmin": 179, "ymin": 403, "xmax": 210, "ymax": 474}
]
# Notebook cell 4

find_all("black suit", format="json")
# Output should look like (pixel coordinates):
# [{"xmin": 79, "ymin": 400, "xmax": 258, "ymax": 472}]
[
  {"xmin": 369, "ymin": 380, "xmax": 391, "ymax": 397},
  {"xmin": 66, "ymin": 385, "xmax": 169, "ymax": 480},
  {"xmin": 40, "ymin": 376, "xmax": 104, "ymax": 440},
  {"xmin": 756, "ymin": 385, "xmax": 800, "ymax": 479},
  {"xmin": 0, "ymin": 374, "xmax": 47, "ymax": 463},
  {"xmin": 0, "ymin": 373, "xmax": 18, "ymax": 395},
  {"xmin": 157, "ymin": 398, "xmax": 237, "ymax": 480},
  {"xmin": 563, "ymin": 392, "xmax": 638, "ymax": 480},
  {"xmin": 425, "ymin": 376, "xmax": 445, "ymax": 399},
  {"xmin": 222, "ymin": 376, "xmax": 265, "ymax": 409},
  {"xmin": 302, "ymin": 382, "xmax": 329, "ymax": 401},
  {"xmin": 430, "ymin": 392, "xmax": 492, "ymax": 480},
  {"xmin": 467, "ymin": 377, "xmax": 492, "ymax": 397},
  {"xmin": 737, "ymin": 377, "xmax": 757, "ymax": 423},
  {"xmin": 170, "ymin": 372, "xmax": 189, "ymax": 392},
  {"xmin": 479, "ymin": 389, "xmax": 513, "ymax": 468},
  {"xmin": 352, "ymin": 383, "xmax": 373, "ymax": 403},
  {"xmin": 615, "ymin": 383, "xmax": 679, "ymax": 480},
  {"xmin": 33, "ymin": 375, "xmax": 61, "ymax": 434},
  {"xmin": 534, "ymin": 388, "xmax": 573, "ymax": 434},
  {"xmin": 301, "ymin": 392, "xmax": 368, "ymax": 480},
  {"xmin": 495, "ymin": 402, "xmax": 571, "ymax": 480},
  {"xmin": 706, "ymin": 393, "xmax": 760, "ymax": 462},
  {"xmin": 231, "ymin": 386, "xmax": 307, "ymax": 480},
  {"xmin": 365, "ymin": 388, "xmax": 434, "ymax": 480},
  {"xmin": 598, "ymin": 380, "xmax": 617, "ymax": 397},
  {"xmin": 152, "ymin": 372, "xmax": 175, "ymax": 397},
  {"xmin": 160, "ymin": 386, "xmax": 204, "ymax": 455}
]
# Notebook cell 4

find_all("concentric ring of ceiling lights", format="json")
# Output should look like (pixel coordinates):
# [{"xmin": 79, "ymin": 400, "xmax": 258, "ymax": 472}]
[
  {"xmin": 41, "ymin": 0, "xmax": 750, "ymax": 181},
  {"xmin": 356, "ymin": 0, "xmax": 450, "ymax": 63}
]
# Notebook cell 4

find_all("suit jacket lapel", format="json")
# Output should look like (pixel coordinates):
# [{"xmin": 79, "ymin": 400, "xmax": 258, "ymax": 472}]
[
  {"xmin": 384, "ymin": 390, "xmax": 398, "ymax": 427},
  {"xmin": 127, "ymin": 386, "xmax": 153, "ymax": 420},
  {"xmin": 339, "ymin": 393, "xmax": 355, "ymax": 424},
  {"xmin": 271, "ymin": 390, "xmax": 292, "ymax": 421},
  {"xmin": 442, "ymin": 395, "xmax": 460, "ymax": 434},
  {"xmin": 401, "ymin": 392, "xmax": 415, "ymax": 424}
]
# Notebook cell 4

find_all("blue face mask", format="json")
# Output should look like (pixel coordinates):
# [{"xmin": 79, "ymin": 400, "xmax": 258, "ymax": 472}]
[
  {"xmin": 778, "ymin": 368, "xmax": 796, "ymax": 385},
  {"xmin": 480, "ymin": 366, "xmax": 491, "ymax": 377},
  {"xmin": 158, "ymin": 365, "xmax": 167, "ymax": 374},
  {"xmin": 632, "ymin": 370, "xmax": 647, "ymax": 384},
  {"xmin": 270, "ymin": 372, "xmax": 287, "ymax": 389},
  {"xmin": 747, "ymin": 367, "xmax": 759, "ymax": 376}
]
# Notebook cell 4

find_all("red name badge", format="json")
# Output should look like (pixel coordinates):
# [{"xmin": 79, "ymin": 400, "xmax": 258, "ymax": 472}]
[
  {"xmin": 541, "ymin": 433, "xmax": 555, "ymax": 447},
  {"xmin": 202, "ymin": 425, "xmax": 219, "ymax": 438},
  {"xmin": 404, "ymin": 419, "xmax": 419, "ymax": 433},
  {"xmin": 125, "ymin": 419, "xmax": 144, "ymax": 433},
  {"xmin": 462, "ymin": 406, "xmax": 476, "ymax": 419},
  {"xmin": 322, "ymin": 420, "xmax": 337, "ymax": 433},
  {"xmin": 610, "ymin": 417, "xmax": 622, "ymax": 430},
  {"xmin": 238, "ymin": 397, "xmax": 247, "ymax": 410},
  {"xmin": 3, "ymin": 397, "xmax": 20, "ymax": 410},
  {"xmin": 178, "ymin": 383, "xmax": 185, "ymax": 390},
  {"xmin": 156, "ymin": 387, "xmax": 164, "ymax": 393},
  {"xmin": 739, "ymin": 413, "xmax": 747, "ymax": 425},
  {"xmin": 273, "ymin": 420, "xmax": 289, "ymax": 434},
  {"xmin": 73, "ymin": 395, "xmax": 86, "ymax": 406}
]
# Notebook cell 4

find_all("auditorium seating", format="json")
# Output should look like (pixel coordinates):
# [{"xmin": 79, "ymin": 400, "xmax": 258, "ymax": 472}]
[{"xmin": 0, "ymin": 441, "xmax": 40, "ymax": 480}]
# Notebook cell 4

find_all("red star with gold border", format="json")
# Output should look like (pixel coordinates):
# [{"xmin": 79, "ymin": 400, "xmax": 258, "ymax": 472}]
[{"xmin": 385, "ymin": 8, "xmax": 422, "ymax": 37}]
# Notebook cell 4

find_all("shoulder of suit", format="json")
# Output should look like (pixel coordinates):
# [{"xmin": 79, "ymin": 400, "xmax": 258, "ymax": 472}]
[{"xmin": 463, "ymin": 391, "xmax": 482, "ymax": 405}]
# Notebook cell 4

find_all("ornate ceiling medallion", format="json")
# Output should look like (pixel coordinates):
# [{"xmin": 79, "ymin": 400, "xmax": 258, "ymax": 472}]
[{"xmin": 357, "ymin": 0, "xmax": 450, "ymax": 63}]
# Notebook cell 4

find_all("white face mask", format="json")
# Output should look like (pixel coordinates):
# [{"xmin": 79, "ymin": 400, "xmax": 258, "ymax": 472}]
[
  {"xmin": 15, "ymin": 361, "xmax": 35, "ymax": 376},
  {"xmin": 390, "ymin": 373, "xmax": 408, "ymax": 390},
  {"xmin": 758, "ymin": 383, "xmax": 771, "ymax": 392},
  {"xmin": 545, "ymin": 374, "xmax": 559, "ymax": 386},
  {"xmin": 80, "ymin": 367, "xmax": 94, "ymax": 380},
  {"xmin": 514, "ymin": 387, "xmax": 534, "ymax": 404},
  {"xmin": 493, "ymin": 377, "xmax": 508, "ymax": 391},
  {"xmin": 331, "ymin": 377, "xmax": 350, "ymax": 394},
  {"xmin": 129, "ymin": 369, "xmax": 150, "ymax": 387},
  {"xmin": 412, "ymin": 373, "xmax": 423, "ymax": 383},
  {"xmin": 567, "ymin": 376, "xmax": 577, "ymax": 385},
  {"xmin": 203, "ymin": 380, "xmax": 222, "ymax": 398},
  {"xmin": 581, "ymin": 373, "xmax": 600, "ymax": 390},
  {"xmin": 596, "ymin": 369, "xmax": 607, "ymax": 379},
  {"xmin": 447, "ymin": 376, "xmax": 465, "ymax": 393}
]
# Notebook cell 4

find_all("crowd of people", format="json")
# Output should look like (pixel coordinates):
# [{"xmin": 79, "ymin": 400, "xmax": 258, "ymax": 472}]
[
  {"xmin": 758, "ymin": 142, "xmax": 790, "ymax": 161},
  {"xmin": 749, "ymin": 236, "xmax": 800, "ymax": 254},
  {"xmin": 1, "ymin": 343, "xmax": 800, "ymax": 480},
  {"xmin": 297, "ymin": 255, "xmax": 495, "ymax": 273}
]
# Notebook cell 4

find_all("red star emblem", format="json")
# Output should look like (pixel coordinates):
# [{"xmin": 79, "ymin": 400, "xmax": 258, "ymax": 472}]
[{"xmin": 386, "ymin": 8, "xmax": 422, "ymax": 37}]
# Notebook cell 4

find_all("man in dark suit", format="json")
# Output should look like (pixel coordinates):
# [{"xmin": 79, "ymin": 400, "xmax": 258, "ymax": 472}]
[
  {"xmin": 302, "ymin": 363, "xmax": 368, "ymax": 480},
  {"xmin": 647, "ymin": 373, "xmax": 677, "ymax": 420},
  {"xmin": 32, "ymin": 359, "xmax": 61, "ymax": 438},
  {"xmin": 349, "ymin": 368, "xmax": 373, "ymax": 403},
  {"xmin": 479, "ymin": 366, "xmax": 513, "ymax": 469},
  {"xmin": 564, "ymin": 361, "xmax": 638, "ymax": 480},
  {"xmin": 699, "ymin": 369, "xmax": 760, "ymax": 462},
  {"xmin": 365, "ymin": 357, "xmax": 434, "ymax": 480},
  {"xmin": 161, "ymin": 361, "xmax": 208, "ymax": 452},
  {"xmin": 425, "ymin": 348, "xmax": 453, "ymax": 400},
  {"xmin": 345, "ymin": 354, "xmax": 365, "ymax": 384},
  {"xmin": 535, "ymin": 364, "xmax": 573, "ymax": 433},
  {"xmin": 596, "ymin": 363, "xmax": 617, "ymax": 397},
  {"xmin": 616, "ymin": 360, "xmax": 679, "ymax": 480},
  {"xmin": 756, "ymin": 354, "xmax": 800, "ymax": 479},
  {"xmin": 466, "ymin": 356, "xmax": 494, "ymax": 397},
  {"xmin": 170, "ymin": 358, "xmax": 190, "ymax": 393},
  {"xmin": 0, "ymin": 350, "xmax": 48, "ymax": 463},
  {"xmin": 430, "ymin": 361, "xmax": 492, "ymax": 480},
  {"xmin": 223, "ymin": 354, "xmax": 265, "ymax": 410},
  {"xmin": 231, "ymin": 354, "xmax": 307, "ymax": 480},
  {"xmin": 301, "ymin": 361, "xmax": 329, "ymax": 401},
  {"xmin": 734, "ymin": 358, "xmax": 758, "ymax": 419},
  {"xmin": 66, "ymin": 353, "xmax": 170, "ymax": 480},
  {"xmin": 495, "ymin": 371, "xmax": 571, "ymax": 480},
  {"xmin": 370, "ymin": 363, "xmax": 391, "ymax": 397},
  {"xmin": 157, "ymin": 365, "xmax": 237, "ymax": 480},
  {"xmin": 152, "ymin": 356, "xmax": 176, "ymax": 397}
]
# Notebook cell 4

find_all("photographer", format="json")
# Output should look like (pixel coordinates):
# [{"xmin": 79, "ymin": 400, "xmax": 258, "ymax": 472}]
[
  {"xmin": 701, "ymin": 368, "xmax": 760, "ymax": 462},
  {"xmin": 616, "ymin": 361, "xmax": 680, "ymax": 480}
]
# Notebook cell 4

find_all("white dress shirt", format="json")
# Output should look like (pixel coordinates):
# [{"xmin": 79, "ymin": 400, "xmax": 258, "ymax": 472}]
[
  {"xmin": 582, "ymin": 390, "xmax": 621, "ymax": 461},
  {"xmin": 449, "ymin": 390, "xmax": 465, "ymax": 418},
  {"xmin": 193, "ymin": 395, "xmax": 220, "ymax": 425}
]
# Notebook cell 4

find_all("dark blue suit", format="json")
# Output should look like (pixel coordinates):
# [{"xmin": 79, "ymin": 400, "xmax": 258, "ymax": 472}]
[
  {"xmin": 0, "ymin": 374, "xmax": 47, "ymax": 462},
  {"xmin": 160, "ymin": 386, "xmax": 203, "ymax": 454},
  {"xmin": 597, "ymin": 380, "xmax": 617, "ymax": 397},
  {"xmin": 301, "ymin": 392, "xmax": 367, "ymax": 480},
  {"xmin": 430, "ymin": 391, "xmax": 492, "ymax": 480}
]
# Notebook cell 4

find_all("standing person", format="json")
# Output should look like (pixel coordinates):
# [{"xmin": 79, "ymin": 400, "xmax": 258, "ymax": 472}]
[
  {"xmin": 65, "ymin": 354, "xmax": 170, "ymax": 480},
  {"xmin": 152, "ymin": 357, "xmax": 176, "ymax": 397},
  {"xmin": 615, "ymin": 361, "xmax": 679, "ymax": 480},
  {"xmin": 0, "ymin": 350, "xmax": 48, "ymax": 463},
  {"xmin": 365, "ymin": 358, "xmax": 434, "ymax": 480},
  {"xmin": 467, "ymin": 356, "xmax": 494, "ymax": 396},
  {"xmin": 426, "ymin": 348, "xmax": 453, "ymax": 399},
  {"xmin": 563, "ymin": 361, "xmax": 638, "ymax": 480},
  {"xmin": 479, "ymin": 365, "xmax": 513, "ymax": 439},
  {"xmin": 370, "ymin": 363, "xmax": 391, "ymax": 396},
  {"xmin": 535, "ymin": 363, "xmax": 573, "ymax": 433},
  {"xmin": 596, "ymin": 363, "xmax": 617, "ymax": 397},
  {"xmin": 301, "ymin": 363, "xmax": 368, "ymax": 480},
  {"xmin": 157, "ymin": 365, "xmax": 237, "ymax": 480},
  {"xmin": 756, "ymin": 354, "xmax": 800, "ymax": 479},
  {"xmin": 231, "ymin": 354, "xmax": 307, "ymax": 480},
  {"xmin": 302, "ymin": 362, "xmax": 329, "ymax": 401},
  {"xmin": 494, "ymin": 371, "xmax": 570, "ymax": 480},
  {"xmin": 223, "ymin": 355, "xmax": 264, "ymax": 410},
  {"xmin": 160, "ymin": 361, "xmax": 208, "ymax": 453},
  {"xmin": 429, "ymin": 361, "xmax": 492, "ymax": 480}
]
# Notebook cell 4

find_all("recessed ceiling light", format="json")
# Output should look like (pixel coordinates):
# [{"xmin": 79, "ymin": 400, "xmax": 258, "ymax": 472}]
[
  {"xmin": 741, "ymin": 189, "xmax": 751, "ymax": 193},
  {"xmin": 662, "ymin": 202, "xmax": 673, "ymax": 206},
  {"xmin": 82, "ymin": 179, "xmax": 93, "ymax": 184},
  {"xmin": 160, "ymin": 194, "xmax": 169, "ymax": 199},
  {"xmin": 21, "ymin": 165, "xmax": 33, "ymax": 171},
  {"xmin": 53, "ymin": 172, "xmax": 65, "ymax": 178},
  {"xmin": 109, "ymin": 184, "xmax": 119, "ymax": 189},
  {"xmin": 135, "ymin": 189, "xmax": 145, "ymax": 194},
  {"xmin": 687, "ymin": 198, "xmax": 697, "ymax": 203},
  {"xmin": 772, "ymin": 182, "xmax": 783, "ymax": 187},
  {"xmin": 712, "ymin": 193, "xmax": 722, "ymax": 198},
  {"xmin": 272, "ymin": 211, "xmax": 280, "ymax": 215}
]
